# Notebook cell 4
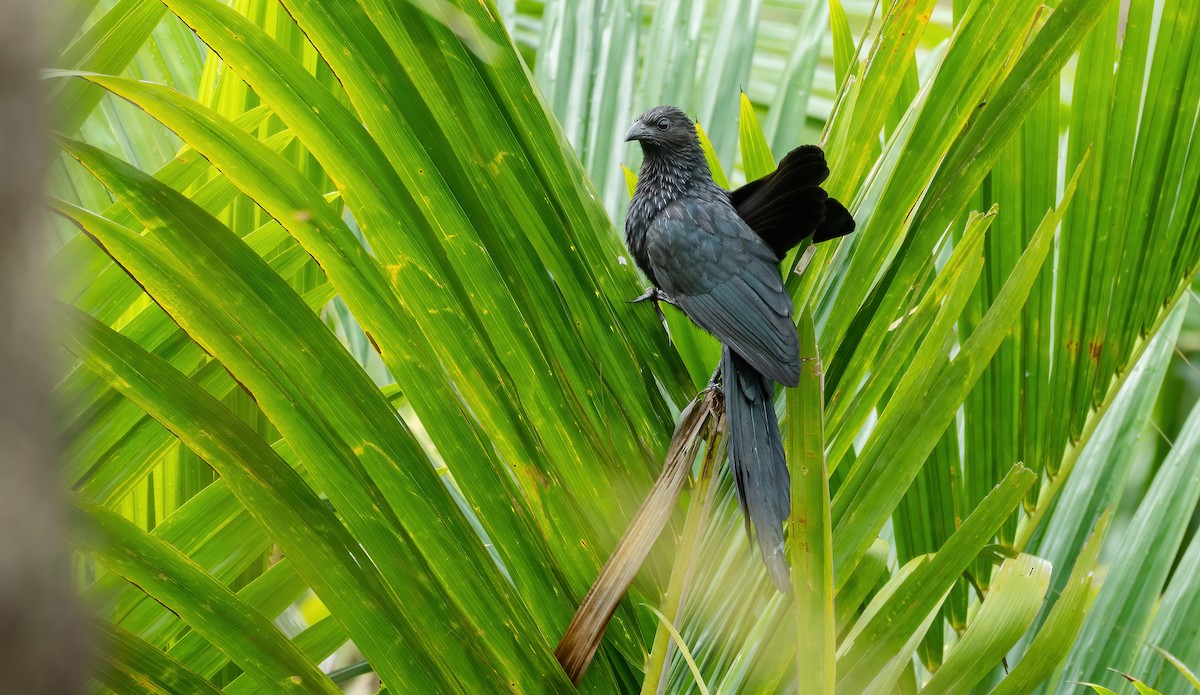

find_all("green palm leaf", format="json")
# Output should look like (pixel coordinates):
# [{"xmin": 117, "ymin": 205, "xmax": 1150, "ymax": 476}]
[{"xmin": 48, "ymin": 0, "xmax": 1200, "ymax": 692}]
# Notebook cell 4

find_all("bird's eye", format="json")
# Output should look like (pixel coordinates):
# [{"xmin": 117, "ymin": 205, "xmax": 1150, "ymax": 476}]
[{"xmin": 656, "ymin": 118, "xmax": 670, "ymax": 131}]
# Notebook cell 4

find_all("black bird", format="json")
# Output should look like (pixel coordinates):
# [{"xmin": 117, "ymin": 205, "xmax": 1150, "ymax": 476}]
[{"xmin": 623, "ymin": 105, "xmax": 854, "ymax": 590}]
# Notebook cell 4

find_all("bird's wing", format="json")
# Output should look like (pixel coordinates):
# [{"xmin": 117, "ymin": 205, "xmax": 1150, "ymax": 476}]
[
  {"xmin": 814, "ymin": 197, "xmax": 856, "ymax": 243},
  {"xmin": 728, "ymin": 145, "xmax": 855, "ymax": 258},
  {"xmin": 649, "ymin": 197, "xmax": 800, "ymax": 386}
]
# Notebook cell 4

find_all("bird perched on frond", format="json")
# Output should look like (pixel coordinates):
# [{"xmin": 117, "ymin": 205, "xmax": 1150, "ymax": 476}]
[{"xmin": 623, "ymin": 105, "xmax": 854, "ymax": 591}]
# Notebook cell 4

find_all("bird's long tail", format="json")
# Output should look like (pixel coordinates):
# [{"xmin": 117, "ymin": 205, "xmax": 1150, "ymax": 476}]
[{"xmin": 722, "ymin": 346, "xmax": 791, "ymax": 592}]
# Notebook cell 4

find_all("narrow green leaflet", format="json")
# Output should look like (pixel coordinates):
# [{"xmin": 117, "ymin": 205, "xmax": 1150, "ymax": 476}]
[
  {"xmin": 52, "ymin": 0, "xmax": 167, "ymax": 132},
  {"xmin": 52, "ymin": 102, "xmax": 277, "ymax": 313},
  {"xmin": 68, "ymin": 73, "xmax": 576, "ymax": 641},
  {"xmin": 55, "ymin": 196, "xmax": 317, "ymax": 504},
  {"xmin": 738, "ymin": 92, "xmax": 776, "ymax": 181},
  {"xmin": 534, "ymin": 0, "xmax": 642, "ymax": 217},
  {"xmin": 642, "ymin": 604, "xmax": 711, "ymax": 695},
  {"xmin": 696, "ymin": 121, "xmax": 730, "ymax": 189},
  {"xmin": 1129, "ymin": 512, "xmax": 1200, "ymax": 694},
  {"xmin": 227, "ymin": 617, "xmax": 351, "ymax": 694},
  {"xmin": 291, "ymin": 0, "xmax": 687, "ymax": 462},
  {"xmin": 990, "ymin": 511, "xmax": 1111, "ymax": 695},
  {"xmin": 73, "ymin": 497, "xmax": 339, "ymax": 694},
  {"xmin": 922, "ymin": 554, "xmax": 1051, "ymax": 695},
  {"xmin": 80, "ymin": 476, "xmax": 270, "ymax": 647},
  {"xmin": 59, "ymin": 304, "xmax": 441, "ymax": 690},
  {"xmin": 1151, "ymin": 647, "xmax": 1200, "ymax": 693},
  {"xmin": 892, "ymin": 423, "xmax": 962, "ymax": 673},
  {"xmin": 168, "ymin": 559, "xmax": 308, "ymax": 677},
  {"xmin": 1058, "ymin": 396, "xmax": 1200, "ymax": 692},
  {"xmin": 57, "ymin": 134, "xmax": 570, "ymax": 691},
  {"xmin": 764, "ymin": 0, "xmax": 828, "ymax": 152},
  {"xmin": 835, "ymin": 538, "xmax": 889, "ymax": 636},
  {"xmin": 1111, "ymin": 674, "xmax": 1166, "ymax": 695},
  {"xmin": 824, "ymin": 0, "xmax": 937, "ymax": 197},
  {"xmin": 836, "ymin": 554, "xmax": 942, "ymax": 694},
  {"xmin": 817, "ymin": 0, "xmax": 1041, "ymax": 358},
  {"xmin": 46, "ymin": 0, "xmax": 1200, "ymax": 692},
  {"xmin": 787, "ymin": 308, "xmax": 834, "ymax": 695},
  {"xmin": 90, "ymin": 618, "xmax": 223, "ymax": 695},
  {"xmin": 832, "ymin": 163, "xmax": 1073, "ymax": 583},
  {"xmin": 825, "ymin": 207, "xmax": 991, "ymax": 471},
  {"xmin": 835, "ymin": 464, "xmax": 1037, "ymax": 692},
  {"xmin": 1046, "ymin": 1, "xmax": 1119, "ymax": 475},
  {"xmin": 1018, "ymin": 305, "xmax": 1184, "ymax": 647},
  {"xmin": 159, "ymin": 8, "xmax": 681, "ymax": 631},
  {"xmin": 635, "ymin": 0, "xmax": 704, "ymax": 135},
  {"xmin": 827, "ymin": 0, "xmax": 855, "ymax": 89},
  {"xmin": 695, "ymin": 0, "xmax": 761, "ymax": 167}
]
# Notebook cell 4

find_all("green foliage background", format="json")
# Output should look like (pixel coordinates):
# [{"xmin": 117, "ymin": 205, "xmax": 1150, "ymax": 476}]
[{"xmin": 50, "ymin": 0, "xmax": 1200, "ymax": 692}]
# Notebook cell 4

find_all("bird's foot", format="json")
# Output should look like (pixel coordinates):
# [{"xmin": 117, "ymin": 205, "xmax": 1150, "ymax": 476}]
[
  {"xmin": 702, "ymin": 367, "xmax": 724, "ymax": 399},
  {"xmin": 629, "ymin": 286, "xmax": 675, "ymax": 306},
  {"xmin": 629, "ymin": 286, "xmax": 673, "ymax": 335}
]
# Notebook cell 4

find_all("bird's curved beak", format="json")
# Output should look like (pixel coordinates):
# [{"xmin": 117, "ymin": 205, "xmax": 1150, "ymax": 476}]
[{"xmin": 624, "ymin": 122, "xmax": 650, "ymax": 142}]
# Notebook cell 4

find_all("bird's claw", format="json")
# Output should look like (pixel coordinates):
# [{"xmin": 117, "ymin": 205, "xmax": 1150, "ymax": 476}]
[
  {"xmin": 629, "ymin": 286, "xmax": 674, "ymax": 306},
  {"xmin": 702, "ymin": 366, "xmax": 724, "ymax": 399},
  {"xmin": 629, "ymin": 286, "xmax": 657, "ymax": 303},
  {"xmin": 630, "ymin": 286, "xmax": 673, "ymax": 338}
]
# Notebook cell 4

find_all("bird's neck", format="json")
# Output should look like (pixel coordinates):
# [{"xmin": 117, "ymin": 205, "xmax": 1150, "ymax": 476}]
[
  {"xmin": 633, "ymin": 146, "xmax": 714, "ymax": 213},
  {"xmin": 625, "ymin": 144, "xmax": 716, "ymax": 286}
]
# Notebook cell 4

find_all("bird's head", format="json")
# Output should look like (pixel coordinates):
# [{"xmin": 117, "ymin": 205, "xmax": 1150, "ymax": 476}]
[{"xmin": 624, "ymin": 106, "xmax": 700, "ymax": 154}]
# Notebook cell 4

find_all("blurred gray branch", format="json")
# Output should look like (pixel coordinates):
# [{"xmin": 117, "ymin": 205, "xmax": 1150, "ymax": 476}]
[{"xmin": 0, "ymin": 1, "xmax": 84, "ymax": 692}]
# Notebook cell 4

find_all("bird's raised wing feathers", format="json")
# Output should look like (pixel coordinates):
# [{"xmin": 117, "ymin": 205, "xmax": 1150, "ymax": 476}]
[
  {"xmin": 647, "ymin": 197, "xmax": 800, "ymax": 386},
  {"xmin": 729, "ymin": 145, "xmax": 855, "ymax": 258}
]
